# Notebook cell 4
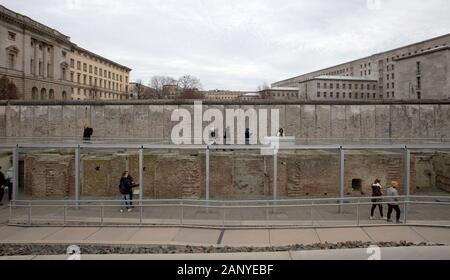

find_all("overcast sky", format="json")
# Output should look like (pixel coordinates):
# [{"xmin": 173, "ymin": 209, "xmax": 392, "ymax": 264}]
[{"xmin": 2, "ymin": 0, "xmax": 449, "ymax": 90}]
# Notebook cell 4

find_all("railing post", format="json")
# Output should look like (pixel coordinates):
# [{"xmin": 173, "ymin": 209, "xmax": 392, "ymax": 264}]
[
  {"xmin": 180, "ymin": 200, "xmax": 184, "ymax": 225},
  {"xmin": 100, "ymin": 203, "xmax": 104, "ymax": 225},
  {"xmin": 222, "ymin": 202, "xmax": 226, "ymax": 228},
  {"xmin": 356, "ymin": 199, "xmax": 360, "ymax": 226},
  {"xmin": 403, "ymin": 147, "xmax": 411, "ymax": 224},
  {"xmin": 339, "ymin": 147, "xmax": 345, "ymax": 214},
  {"xmin": 27, "ymin": 202, "xmax": 31, "ymax": 225},
  {"xmin": 64, "ymin": 204, "xmax": 67, "ymax": 226},
  {"xmin": 139, "ymin": 204, "xmax": 143, "ymax": 225}
]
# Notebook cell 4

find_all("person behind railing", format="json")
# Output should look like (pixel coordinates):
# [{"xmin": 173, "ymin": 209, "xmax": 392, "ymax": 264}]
[
  {"xmin": 0, "ymin": 166, "xmax": 5, "ymax": 206},
  {"xmin": 83, "ymin": 123, "xmax": 94, "ymax": 142},
  {"xmin": 370, "ymin": 179, "xmax": 385, "ymax": 220},
  {"xmin": 245, "ymin": 128, "xmax": 251, "ymax": 145},
  {"xmin": 119, "ymin": 171, "xmax": 133, "ymax": 213},
  {"xmin": 386, "ymin": 181, "xmax": 402, "ymax": 223},
  {"xmin": 277, "ymin": 128, "xmax": 284, "ymax": 137}
]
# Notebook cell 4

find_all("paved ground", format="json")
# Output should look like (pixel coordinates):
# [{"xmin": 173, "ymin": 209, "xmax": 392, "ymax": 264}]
[
  {"xmin": 1, "ymin": 246, "xmax": 449, "ymax": 260},
  {"xmin": 0, "ymin": 224, "xmax": 449, "ymax": 246}
]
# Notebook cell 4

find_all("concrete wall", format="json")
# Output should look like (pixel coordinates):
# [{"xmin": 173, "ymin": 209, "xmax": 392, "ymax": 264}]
[{"xmin": 1, "ymin": 102, "xmax": 449, "ymax": 142}]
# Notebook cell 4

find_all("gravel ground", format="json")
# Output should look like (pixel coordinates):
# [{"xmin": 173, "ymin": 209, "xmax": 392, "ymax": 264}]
[{"xmin": 0, "ymin": 241, "xmax": 443, "ymax": 256}]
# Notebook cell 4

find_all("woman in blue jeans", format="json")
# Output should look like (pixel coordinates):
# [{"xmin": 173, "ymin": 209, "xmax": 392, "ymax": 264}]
[{"xmin": 119, "ymin": 171, "xmax": 133, "ymax": 213}]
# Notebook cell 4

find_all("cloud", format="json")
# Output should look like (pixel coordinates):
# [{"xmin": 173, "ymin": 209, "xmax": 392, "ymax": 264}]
[{"xmin": 2, "ymin": 0, "xmax": 450, "ymax": 90}]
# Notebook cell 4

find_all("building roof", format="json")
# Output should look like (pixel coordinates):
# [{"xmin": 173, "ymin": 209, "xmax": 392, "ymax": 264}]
[
  {"xmin": 270, "ymin": 87, "xmax": 299, "ymax": 91},
  {"xmin": 309, "ymin": 75, "xmax": 378, "ymax": 82}
]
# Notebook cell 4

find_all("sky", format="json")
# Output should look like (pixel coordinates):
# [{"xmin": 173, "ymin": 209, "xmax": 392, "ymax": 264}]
[{"xmin": 2, "ymin": 0, "xmax": 449, "ymax": 91}]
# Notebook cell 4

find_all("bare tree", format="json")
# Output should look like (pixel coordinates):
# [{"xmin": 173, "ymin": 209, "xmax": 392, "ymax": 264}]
[
  {"xmin": 150, "ymin": 76, "xmax": 177, "ymax": 93},
  {"xmin": 0, "ymin": 76, "xmax": 18, "ymax": 100},
  {"xmin": 177, "ymin": 75, "xmax": 202, "ymax": 90},
  {"xmin": 256, "ymin": 82, "xmax": 270, "ymax": 92}
]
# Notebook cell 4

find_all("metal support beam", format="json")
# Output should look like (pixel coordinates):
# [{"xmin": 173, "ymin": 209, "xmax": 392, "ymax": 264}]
[
  {"xmin": 339, "ymin": 147, "xmax": 345, "ymax": 214},
  {"xmin": 75, "ymin": 146, "xmax": 80, "ymax": 208},
  {"xmin": 273, "ymin": 152, "xmax": 278, "ymax": 201},
  {"xmin": 139, "ymin": 147, "xmax": 144, "ymax": 201},
  {"xmin": 206, "ymin": 147, "xmax": 210, "ymax": 209},
  {"xmin": 404, "ymin": 147, "xmax": 411, "ymax": 223},
  {"xmin": 12, "ymin": 145, "xmax": 19, "ymax": 202}
]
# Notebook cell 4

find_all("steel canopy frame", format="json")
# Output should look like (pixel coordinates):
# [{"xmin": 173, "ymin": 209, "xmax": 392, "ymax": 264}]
[{"xmin": 6, "ymin": 142, "xmax": 450, "ymax": 211}]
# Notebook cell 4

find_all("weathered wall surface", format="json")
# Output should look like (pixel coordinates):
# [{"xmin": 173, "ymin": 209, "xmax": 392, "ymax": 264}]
[
  {"xmin": 1, "ymin": 103, "xmax": 449, "ymax": 142},
  {"xmin": 22, "ymin": 151, "xmax": 416, "ymax": 199}
]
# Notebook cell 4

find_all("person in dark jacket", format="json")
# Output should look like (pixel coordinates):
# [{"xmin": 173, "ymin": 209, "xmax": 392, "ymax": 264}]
[
  {"xmin": 245, "ymin": 128, "xmax": 250, "ymax": 145},
  {"xmin": 83, "ymin": 123, "xmax": 94, "ymax": 141},
  {"xmin": 0, "ymin": 166, "xmax": 5, "ymax": 206},
  {"xmin": 119, "ymin": 171, "xmax": 133, "ymax": 212},
  {"xmin": 370, "ymin": 179, "xmax": 384, "ymax": 220}
]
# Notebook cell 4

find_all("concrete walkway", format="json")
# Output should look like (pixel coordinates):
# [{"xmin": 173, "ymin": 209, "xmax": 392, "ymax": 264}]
[
  {"xmin": 0, "ymin": 224, "xmax": 450, "ymax": 247},
  {"xmin": 1, "ymin": 246, "xmax": 449, "ymax": 260}
]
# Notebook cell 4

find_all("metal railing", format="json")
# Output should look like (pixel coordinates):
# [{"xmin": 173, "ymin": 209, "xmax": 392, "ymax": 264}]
[{"xmin": 8, "ymin": 196, "xmax": 450, "ymax": 228}]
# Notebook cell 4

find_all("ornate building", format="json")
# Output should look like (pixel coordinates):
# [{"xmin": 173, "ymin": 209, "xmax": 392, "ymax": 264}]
[{"xmin": 0, "ymin": 4, "xmax": 131, "ymax": 100}]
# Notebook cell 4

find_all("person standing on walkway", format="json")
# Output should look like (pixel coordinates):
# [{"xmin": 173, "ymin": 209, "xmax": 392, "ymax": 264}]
[
  {"xmin": 370, "ymin": 179, "xmax": 384, "ymax": 220},
  {"xmin": 83, "ymin": 123, "xmax": 94, "ymax": 142},
  {"xmin": 0, "ymin": 166, "xmax": 5, "ymax": 206},
  {"xmin": 277, "ymin": 128, "xmax": 284, "ymax": 137},
  {"xmin": 6, "ymin": 166, "xmax": 13, "ymax": 201},
  {"xmin": 119, "ymin": 171, "xmax": 133, "ymax": 213},
  {"xmin": 387, "ymin": 180, "xmax": 402, "ymax": 223}
]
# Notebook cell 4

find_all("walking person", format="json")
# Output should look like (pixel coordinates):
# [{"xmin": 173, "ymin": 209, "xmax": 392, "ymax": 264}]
[
  {"xmin": 370, "ymin": 179, "xmax": 385, "ymax": 220},
  {"xmin": 119, "ymin": 171, "xmax": 133, "ymax": 213},
  {"xmin": 83, "ymin": 123, "xmax": 94, "ymax": 142},
  {"xmin": 387, "ymin": 181, "xmax": 402, "ymax": 223}
]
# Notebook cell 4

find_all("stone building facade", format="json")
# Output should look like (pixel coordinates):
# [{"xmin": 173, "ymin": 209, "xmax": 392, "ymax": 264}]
[
  {"xmin": 0, "ymin": 4, "xmax": 131, "ymax": 101},
  {"xmin": 273, "ymin": 34, "xmax": 450, "ymax": 101},
  {"xmin": 298, "ymin": 76, "xmax": 379, "ymax": 101}
]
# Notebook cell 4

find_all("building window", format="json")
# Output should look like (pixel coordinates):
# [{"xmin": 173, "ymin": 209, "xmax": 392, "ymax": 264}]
[
  {"xmin": 361, "ymin": 93, "xmax": 364, "ymax": 99},
  {"xmin": 94, "ymin": 67, "xmax": 98, "ymax": 75},
  {"xmin": 62, "ymin": 51, "xmax": 66, "ymax": 58},
  {"xmin": 83, "ymin": 63, "xmax": 87, "ymax": 72},
  {"xmin": 317, "ymin": 83, "xmax": 321, "ymax": 89},
  {"xmin": 317, "ymin": 92, "xmax": 321, "ymax": 98},
  {"xmin": 62, "ymin": 91, "xmax": 67, "ymax": 100},
  {"xmin": 387, "ymin": 92, "xmax": 390, "ymax": 98},
  {"xmin": 49, "ymin": 89, "xmax": 55, "ymax": 100},
  {"xmin": 89, "ymin": 65, "xmax": 92, "ymax": 73},
  {"xmin": 39, "ymin": 62, "xmax": 43, "ymax": 76},
  {"xmin": 8, "ymin": 53, "xmax": 15, "ymax": 69},
  {"xmin": 416, "ymin": 61, "xmax": 421, "ymax": 75},
  {"xmin": 373, "ymin": 85, "xmax": 376, "ymax": 90},
  {"xmin": 349, "ymin": 92, "xmax": 352, "ymax": 98},
  {"xmin": 324, "ymin": 83, "xmax": 327, "ymax": 89},
  {"xmin": 336, "ymin": 92, "xmax": 340, "ymax": 99},
  {"xmin": 417, "ymin": 92, "xmax": 421, "ymax": 100},
  {"xmin": 330, "ymin": 83, "xmax": 334, "ymax": 89},
  {"xmin": 70, "ymin": 71, "xmax": 74, "ymax": 82},
  {"xmin": 70, "ymin": 59, "xmax": 75, "ymax": 68},
  {"xmin": 330, "ymin": 92, "xmax": 333, "ymax": 98},
  {"xmin": 417, "ymin": 77, "xmax": 421, "ymax": 89},
  {"xmin": 343, "ymin": 92, "xmax": 346, "ymax": 99},
  {"xmin": 387, "ymin": 83, "xmax": 390, "ymax": 89},
  {"xmin": 324, "ymin": 92, "xmax": 327, "ymax": 98},
  {"xmin": 8, "ymin": 31, "xmax": 16, "ymax": 41},
  {"xmin": 367, "ymin": 93, "xmax": 370, "ymax": 99},
  {"xmin": 77, "ymin": 61, "xmax": 81, "ymax": 70},
  {"xmin": 83, "ymin": 75, "xmax": 87, "ymax": 84},
  {"xmin": 392, "ymin": 92, "xmax": 395, "ymax": 98},
  {"xmin": 392, "ymin": 82, "xmax": 394, "ymax": 89},
  {"xmin": 373, "ymin": 93, "xmax": 376, "ymax": 99}
]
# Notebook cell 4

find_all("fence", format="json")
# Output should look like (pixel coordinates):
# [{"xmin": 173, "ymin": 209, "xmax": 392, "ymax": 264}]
[{"xmin": 9, "ymin": 196, "xmax": 450, "ymax": 228}]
